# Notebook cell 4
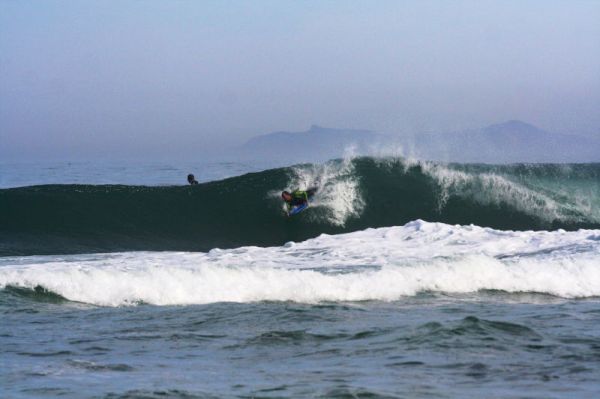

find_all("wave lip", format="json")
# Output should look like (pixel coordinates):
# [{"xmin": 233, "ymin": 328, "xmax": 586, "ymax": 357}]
[{"xmin": 1, "ymin": 220, "xmax": 599, "ymax": 306}]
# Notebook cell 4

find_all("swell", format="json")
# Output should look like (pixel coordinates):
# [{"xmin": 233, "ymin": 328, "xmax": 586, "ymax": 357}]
[{"xmin": 1, "ymin": 158, "xmax": 599, "ymax": 256}]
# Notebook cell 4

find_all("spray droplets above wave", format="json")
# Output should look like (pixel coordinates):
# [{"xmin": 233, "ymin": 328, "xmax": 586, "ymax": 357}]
[
  {"xmin": 0, "ymin": 158, "xmax": 599, "ymax": 256},
  {"xmin": 1, "ymin": 220, "xmax": 599, "ymax": 306}
]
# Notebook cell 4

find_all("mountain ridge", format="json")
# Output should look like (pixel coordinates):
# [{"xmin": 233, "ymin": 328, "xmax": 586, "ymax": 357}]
[{"xmin": 238, "ymin": 121, "xmax": 600, "ymax": 163}]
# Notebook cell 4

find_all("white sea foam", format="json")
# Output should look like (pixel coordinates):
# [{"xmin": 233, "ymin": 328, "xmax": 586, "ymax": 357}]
[{"xmin": 1, "ymin": 221, "xmax": 599, "ymax": 306}]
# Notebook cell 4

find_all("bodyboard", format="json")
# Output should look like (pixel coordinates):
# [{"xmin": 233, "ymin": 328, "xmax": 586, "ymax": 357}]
[{"xmin": 288, "ymin": 203, "xmax": 308, "ymax": 216}]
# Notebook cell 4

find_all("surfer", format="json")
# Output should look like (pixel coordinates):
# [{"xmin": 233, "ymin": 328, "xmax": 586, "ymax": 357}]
[
  {"xmin": 281, "ymin": 188, "xmax": 317, "ymax": 215},
  {"xmin": 187, "ymin": 174, "xmax": 198, "ymax": 185}
]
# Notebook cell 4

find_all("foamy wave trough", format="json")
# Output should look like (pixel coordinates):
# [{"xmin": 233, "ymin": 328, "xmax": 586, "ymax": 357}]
[{"xmin": 1, "ymin": 220, "xmax": 599, "ymax": 306}]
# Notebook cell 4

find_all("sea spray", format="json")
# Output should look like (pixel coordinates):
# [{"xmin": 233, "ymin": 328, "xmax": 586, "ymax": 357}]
[{"xmin": 285, "ymin": 156, "xmax": 364, "ymax": 226}]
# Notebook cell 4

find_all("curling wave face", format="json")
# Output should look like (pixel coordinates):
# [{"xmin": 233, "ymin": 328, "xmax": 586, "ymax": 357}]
[
  {"xmin": 1, "ymin": 220, "xmax": 599, "ymax": 306},
  {"xmin": 1, "ymin": 158, "xmax": 599, "ymax": 255}
]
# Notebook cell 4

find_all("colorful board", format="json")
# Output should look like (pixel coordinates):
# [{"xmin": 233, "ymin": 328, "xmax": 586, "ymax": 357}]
[{"xmin": 288, "ymin": 203, "xmax": 308, "ymax": 216}]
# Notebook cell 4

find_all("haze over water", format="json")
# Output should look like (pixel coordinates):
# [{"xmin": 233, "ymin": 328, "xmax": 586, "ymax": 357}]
[{"xmin": 1, "ymin": 1, "xmax": 599, "ymax": 161}]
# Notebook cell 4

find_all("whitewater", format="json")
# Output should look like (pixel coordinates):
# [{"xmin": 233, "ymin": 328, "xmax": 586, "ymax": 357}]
[{"xmin": 1, "ymin": 220, "xmax": 599, "ymax": 306}]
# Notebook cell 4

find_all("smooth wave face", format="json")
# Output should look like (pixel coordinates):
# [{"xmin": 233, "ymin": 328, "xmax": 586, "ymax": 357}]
[
  {"xmin": 1, "ymin": 158, "xmax": 599, "ymax": 255},
  {"xmin": 1, "ymin": 220, "xmax": 599, "ymax": 306}
]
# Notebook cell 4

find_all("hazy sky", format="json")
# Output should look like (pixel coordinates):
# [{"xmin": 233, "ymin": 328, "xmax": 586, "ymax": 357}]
[{"xmin": 1, "ymin": 0, "xmax": 599, "ymax": 160}]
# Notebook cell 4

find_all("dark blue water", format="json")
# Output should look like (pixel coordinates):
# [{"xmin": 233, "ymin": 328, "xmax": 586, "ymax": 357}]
[
  {"xmin": 0, "ymin": 160, "xmax": 279, "ymax": 189},
  {"xmin": 2, "ymin": 293, "xmax": 600, "ymax": 398}
]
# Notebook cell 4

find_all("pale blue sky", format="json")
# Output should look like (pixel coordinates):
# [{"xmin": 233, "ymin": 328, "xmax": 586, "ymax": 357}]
[{"xmin": 1, "ymin": 0, "xmax": 599, "ymax": 160}]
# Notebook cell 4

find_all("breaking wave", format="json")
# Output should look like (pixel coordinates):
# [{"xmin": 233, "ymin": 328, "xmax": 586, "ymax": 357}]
[
  {"xmin": 1, "ymin": 158, "xmax": 599, "ymax": 255},
  {"xmin": 1, "ymin": 220, "xmax": 599, "ymax": 306}
]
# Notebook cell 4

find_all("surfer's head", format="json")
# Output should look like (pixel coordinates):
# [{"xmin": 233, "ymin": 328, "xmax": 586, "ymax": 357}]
[
  {"xmin": 281, "ymin": 191, "xmax": 292, "ymax": 202},
  {"xmin": 187, "ymin": 174, "xmax": 197, "ymax": 185}
]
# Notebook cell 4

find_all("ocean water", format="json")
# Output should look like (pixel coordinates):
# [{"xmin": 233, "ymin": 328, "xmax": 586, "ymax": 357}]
[
  {"xmin": 0, "ymin": 160, "xmax": 280, "ymax": 189},
  {"xmin": 1, "ymin": 158, "xmax": 600, "ymax": 398}
]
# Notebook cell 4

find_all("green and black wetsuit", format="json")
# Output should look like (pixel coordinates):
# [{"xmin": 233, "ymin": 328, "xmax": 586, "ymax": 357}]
[{"xmin": 285, "ymin": 188, "xmax": 317, "ymax": 212}]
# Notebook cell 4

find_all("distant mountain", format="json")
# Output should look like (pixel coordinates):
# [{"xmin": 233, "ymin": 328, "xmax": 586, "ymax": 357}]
[
  {"xmin": 240, "ymin": 125, "xmax": 394, "ymax": 162},
  {"xmin": 237, "ymin": 121, "xmax": 600, "ymax": 164},
  {"xmin": 413, "ymin": 120, "xmax": 600, "ymax": 163}
]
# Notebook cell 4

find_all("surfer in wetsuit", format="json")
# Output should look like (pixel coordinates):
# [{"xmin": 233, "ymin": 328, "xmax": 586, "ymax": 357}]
[
  {"xmin": 281, "ymin": 188, "xmax": 317, "ymax": 214},
  {"xmin": 187, "ymin": 174, "xmax": 198, "ymax": 185}
]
